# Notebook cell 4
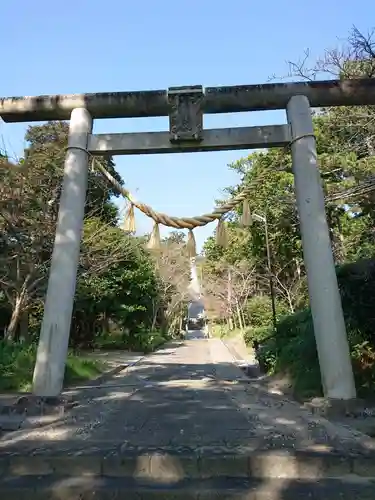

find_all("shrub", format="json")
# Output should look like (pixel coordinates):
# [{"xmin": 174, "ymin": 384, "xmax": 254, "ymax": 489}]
[
  {"xmin": 0, "ymin": 341, "xmax": 105, "ymax": 392},
  {"xmin": 244, "ymin": 295, "xmax": 290, "ymax": 329},
  {"xmin": 337, "ymin": 258, "xmax": 375, "ymax": 345},
  {"xmin": 244, "ymin": 296, "xmax": 274, "ymax": 329},
  {"xmin": 256, "ymin": 258, "xmax": 375, "ymax": 399},
  {"xmin": 243, "ymin": 325, "xmax": 273, "ymax": 346}
]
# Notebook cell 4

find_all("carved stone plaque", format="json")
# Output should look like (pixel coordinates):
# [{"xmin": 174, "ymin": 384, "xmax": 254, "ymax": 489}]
[{"xmin": 168, "ymin": 86, "xmax": 203, "ymax": 142}]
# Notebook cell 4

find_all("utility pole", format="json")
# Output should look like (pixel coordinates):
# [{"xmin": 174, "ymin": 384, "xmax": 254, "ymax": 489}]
[
  {"xmin": 227, "ymin": 267, "xmax": 233, "ymax": 330},
  {"xmin": 252, "ymin": 212, "xmax": 277, "ymax": 333}
]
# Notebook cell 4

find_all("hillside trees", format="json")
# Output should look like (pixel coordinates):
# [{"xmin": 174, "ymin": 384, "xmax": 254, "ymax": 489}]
[
  {"xmin": 201, "ymin": 25, "xmax": 375, "ymax": 397},
  {"xmin": 0, "ymin": 121, "xmax": 186, "ymax": 350},
  {"xmin": 202, "ymin": 26, "xmax": 375, "ymax": 326},
  {"xmin": 152, "ymin": 231, "xmax": 191, "ymax": 333}
]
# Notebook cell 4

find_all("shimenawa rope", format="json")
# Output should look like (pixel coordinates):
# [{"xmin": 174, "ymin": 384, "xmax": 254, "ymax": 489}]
[{"xmin": 92, "ymin": 158, "xmax": 254, "ymax": 256}]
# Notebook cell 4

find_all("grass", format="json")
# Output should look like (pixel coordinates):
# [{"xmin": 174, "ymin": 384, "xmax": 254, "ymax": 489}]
[
  {"xmin": 0, "ymin": 341, "xmax": 107, "ymax": 393},
  {"xmin": 211, "ymin": 324, "xmax": 243, "ymax": 339},
  {"xmin": 142, "ymin": 331, "xmax": 168, "ymax": 353},
  {"xmin": 95, "ymin": 329, "xmax": 168, "ymax": 354},
  {"xmin": 65, "ymin": 353, "xmax": 106, "ymax": 386},
  {"xmin": 0, "ymin": 328, "xmax": 169, "ymax": 393},
  {"xmin": 243, "ymin": 310, "xmax": 375, "ymax": 402}
]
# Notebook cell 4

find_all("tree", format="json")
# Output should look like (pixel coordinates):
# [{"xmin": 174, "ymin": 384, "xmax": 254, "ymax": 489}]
[
  {"xmin": 285, "ymin": 26, "xmax": 375, "ymax": 259},
  {"xmin": 202, "ymin": 26, "xmax": 375, "ymax": 333},
  {"xmin": 202, "ymin": 257, "xmax": 256, "ymax": 330},
  {"xmin": 202, "ymin": 27, "xmax": 375, "ymax": 399},
  {"xmin": 24, "ymin": 121, "xmax": 122, "ymax": 225},
  {"xmin": 0, "ymin": 122, "xmax": 157, "ymax": 343},
  {"xmin": 73, "ymin": 225, "xmax": 159, "ymax": 348},
  {"xmin": 0, "ymin": 157, "xmax": 58, "ymax": 340},
  {"xmin": 163, "ymin": 230, "xmax": 186, "ymax": 245},
  {"xmin": 152, "ymin": 233, "xmax": 191, "ymax": 333}
]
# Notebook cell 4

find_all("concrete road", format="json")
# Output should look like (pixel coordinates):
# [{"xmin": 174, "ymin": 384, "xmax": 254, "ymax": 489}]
[
  {"xmin": 184, "ymin": 328, "xmax": 206, "ymax": 340},
  {"xmin": 1, "ymin": 338, "xmax": 374, "ymax": 498},
  {"xmin": 1, "ymin": 338, "xmax": 372, "ymax": 454}
]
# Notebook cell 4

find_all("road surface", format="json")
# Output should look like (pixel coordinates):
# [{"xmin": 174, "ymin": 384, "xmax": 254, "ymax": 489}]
[
  {"xmin": 0, "ymin": 335, "xmax": 374, "ymax": 498},
  {"xmin": 184, "ymin": 328, "xmax": 206, "ymax": 340}
]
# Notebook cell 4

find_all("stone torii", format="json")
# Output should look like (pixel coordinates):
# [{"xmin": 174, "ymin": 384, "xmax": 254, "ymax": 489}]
[{"xmin": 1, "ymin": 78, "xmax": 375, "ymax": 402}]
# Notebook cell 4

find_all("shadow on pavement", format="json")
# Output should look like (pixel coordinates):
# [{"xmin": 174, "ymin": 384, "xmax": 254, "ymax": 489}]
[{"xmin": 0, "ymin": 339, "xmax": 374, "ymax": 498}]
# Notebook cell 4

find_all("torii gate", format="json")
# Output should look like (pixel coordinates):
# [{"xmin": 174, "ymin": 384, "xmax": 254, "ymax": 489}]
[{"xmin": 1, "ymin": 78, "xmax": 375, "ymax": 401}]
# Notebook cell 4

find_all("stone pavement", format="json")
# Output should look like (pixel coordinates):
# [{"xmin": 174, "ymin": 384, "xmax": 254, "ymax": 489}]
[
  {"xmin": 82, "ymin": 349, "xmax": 144, "ymax": 370},
  {"xmin": 1, "ymin": 337, "xmax": 375, "ymax": 498},
  {"xmin": 0, "ymin": 350, "xmax": 145, "ymax": 433}
]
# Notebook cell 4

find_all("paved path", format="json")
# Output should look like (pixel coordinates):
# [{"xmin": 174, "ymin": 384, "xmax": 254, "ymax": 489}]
[
  {"xmin": 184, "ymin": 328, "xmax": 207, "ymax": 340},
  {"xmin": 1, "ymin": 336, "xmax": 374, "ymax": 454},
  {"xmin": 1, "ymin": 339, "xmax": 253, "ymax": 449},
  {"xmin": 82, "ymin": 349, "xmax": 144, "ymax": 368},
  {"xmin": 1, "ymin": 337, "xmax": 375, "ymax": 498}
]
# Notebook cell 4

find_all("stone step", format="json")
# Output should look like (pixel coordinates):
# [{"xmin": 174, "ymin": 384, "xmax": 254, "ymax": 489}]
[
  {"xmin": 1, "ymin": 475, "xmax": 374, "ymax": 499},
  {"xmin": 1, "ymin": 447, "xmax": 375, "ymax": 479}
]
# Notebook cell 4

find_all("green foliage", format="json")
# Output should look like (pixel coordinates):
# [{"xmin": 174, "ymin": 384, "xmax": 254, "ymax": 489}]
[
  {"xmin": 210, "ymin": 324, "xmax": 228, "ymax": 338},
  {"xmin": 243, "ymin": 325, "xmax": 273, "ymax": 346},
  {"xmin": 72, "ymin": 221, "xmax": 160, "ymax": 348},
  {"xmin": 350, "ymin": 341, "xmax": 375, "ymax": 393},
  {"xmin": 244, "ymin": 296, "xmax": 289, "ymax": 329},
  {"xmin": 133, "ymin": 330, "xmax": 168, "ymax": 353},
  {"xmin": 95, "ymin": 329, "xmax": 168, "ymax": 353},
  {"xmin": 257, "ymin": 309, "xmax": 321, "ymax": 399},
  {"xmin": 245, "ymin": 296, "xmax": 272, "ymax": 328},
  {"xmin": 201, "ymin": 31, "xmax": 375, "ymax": 401},
  {"xmin": 24, "ymin": 121, "xmax": 123, "ymax": 225},
  {"xmin": 0, "ymin": 341, "xmax": 105, "ymax": 392},
  {"xmin": 256, "ymin": 260, "xmax": 375, "ymax": 399},
  {"xmin": 336, "ymin": 258, "xmax": 375, "ymax": 343},
  {"xmin": 203, "ymin": 97, "xmax": 375, "ymax": 311},
  {"xmin": 0, "ymin": 120, "xmax": 182, "ymax": 383},
  {"xmin": 242, "ymin": 296, "xmax": 290, "ymax": 349}
]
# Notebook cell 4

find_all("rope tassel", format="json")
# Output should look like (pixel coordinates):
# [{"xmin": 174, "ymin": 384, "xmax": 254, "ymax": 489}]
[
  {"xmin": 95, "ymin": 158, "xmax": 265, "ymax": 234},
  {"xmin": 186, "ymin": 229, "xmax": 197, "ymax": 258},
  {"xmin": 216, "ymin": 219, "xmax": 228, "ymax": 248},
  {"xmin": 123, "ymin": 203, "xmax": 136, "ymax": 233},
  {"xmin": 147, "ymin": 222, "xmax": 161, "ymax": 251},
  {"xmin": 240, "ymin": 199, "xmax": 253, "ymax": 227}
]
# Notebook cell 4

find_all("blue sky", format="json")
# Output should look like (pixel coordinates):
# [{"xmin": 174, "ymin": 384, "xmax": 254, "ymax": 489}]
[{"xmin": 1, "ymin": 1, "xmax": 371, "ymax": 250}]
